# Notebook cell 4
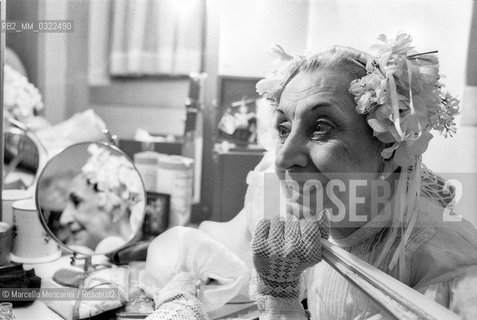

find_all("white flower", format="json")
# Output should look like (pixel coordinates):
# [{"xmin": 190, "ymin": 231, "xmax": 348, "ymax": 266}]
[
  {"xmin": 393, "ymin": 131, "xmax": 433, "ymax": 168},
  {"xmin": 349, "ymin": 32, "xmax": 460, "ymax": 167},
  {"xmin": 4, "ymin": 65, "xmax": 44, "ymax": 121},
  {"xmin": 256, "ymin": 77, "xmax": 283, "ymax": 101},
  {"xmin": 256, "ymin": 45, "xmax": 305, "ymax": 103},
  {"xmin": 81, "ymin": 144, "xmax": 144, "ymax": 212},
  {"xmin": 119, "ymin": 165, "xmax": 142, "ymax": 195}
]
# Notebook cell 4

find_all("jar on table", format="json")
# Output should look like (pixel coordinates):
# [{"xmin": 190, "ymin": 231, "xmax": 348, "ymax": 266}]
[
  {"xmin": 156, "ymin": 155, "xmax": 194, "ymax": 227},
  {"xmin": 133, "ymin": 151, "xmax": 160, "ymax": 192}
]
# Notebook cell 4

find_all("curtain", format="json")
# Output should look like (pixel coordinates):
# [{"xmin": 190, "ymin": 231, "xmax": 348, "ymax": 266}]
[{"xmin": 109, "ymin": 0, "xmax": 203, "ymax": 76}]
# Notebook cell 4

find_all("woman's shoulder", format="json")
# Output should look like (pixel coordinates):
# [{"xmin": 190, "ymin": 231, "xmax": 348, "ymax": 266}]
[
  {"xmin": 415, "ymin": 196, "xmax": 477, "ymax": 246},
  {"xmin": 407, "ymin": 197, "xmax": 477, "ymax": 288}
]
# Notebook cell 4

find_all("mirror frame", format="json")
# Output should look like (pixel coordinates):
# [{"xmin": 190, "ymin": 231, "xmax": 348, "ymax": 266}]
[
  {"xmin": 34, "ymin": 140, "xmax": 146, "ymax": 256},
  {"xmin": 0, "ymin": 0, "xmax": 5, "ymax": 221},
  {"xmin": 3, "ymin": 123, "xmax": 48, "ymax": 192}
]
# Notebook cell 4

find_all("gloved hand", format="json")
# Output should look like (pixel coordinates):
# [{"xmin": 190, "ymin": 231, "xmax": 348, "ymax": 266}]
[
  {"xmin": 146, "ymin": 272, "xmax": 209, "ymax": 320},
  {"xmin": 250, "ymin": 215, "xmax": 329, "ymax": 300}
]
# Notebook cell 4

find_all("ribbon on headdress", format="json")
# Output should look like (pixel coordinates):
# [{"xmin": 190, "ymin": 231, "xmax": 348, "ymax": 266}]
[{"xmin": 387, "ymin": 74, "xmax": 405, "ymax": 141}]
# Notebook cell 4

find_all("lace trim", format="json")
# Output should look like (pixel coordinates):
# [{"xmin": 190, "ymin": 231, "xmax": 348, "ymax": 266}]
[
  {"xmin": 146, "ymin": 291, "xmax": 209, "ymax": 320},
  {"xmin": 420, "ymin": 164, "xmax": 455, "ymax": 208},
  {"xmin": 255, "ymin": 296, "xmax": 306, "ymax": 314},
  {"xmin": 331, "ymin": 165, "xmax": 451, "ymax": 249},
  {"xmin": 154, "ymin": 291, "xmax": 199, "ymax": 310}
]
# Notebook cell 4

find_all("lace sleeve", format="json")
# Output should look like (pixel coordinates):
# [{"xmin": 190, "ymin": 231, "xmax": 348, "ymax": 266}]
[
  {"xmin": 145, "ymin": 291, "xmax": 210, "ymax": 320},
  {"xmin": 255, "ymin": 296, "xmax": 309, "ymax": 320},
  {"xmin": 417, "ymin": 266, "xmax": 477, "ymax": 320}
]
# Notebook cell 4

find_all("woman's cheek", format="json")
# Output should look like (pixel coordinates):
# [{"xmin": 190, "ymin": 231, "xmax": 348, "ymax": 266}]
[
  {"xmin": 75, "ymin": 211, "xmax": 92, "ymax": 228},
  {"xmin": 309, "ymin": 142, "xmax": 351, "ymax": 173},
  {"xmin": 94, "ymin": 209, "xmax": 111, "ymax": 226}
]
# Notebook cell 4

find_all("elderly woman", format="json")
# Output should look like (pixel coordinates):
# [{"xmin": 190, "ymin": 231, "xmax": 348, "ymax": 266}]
[
  {"xmin": 59, "ymin": 143, "xmax": 144, "ymax": 253},
  {"xmin": 145, "ymin": 33, "xmax": 477, "ymax": 319}
]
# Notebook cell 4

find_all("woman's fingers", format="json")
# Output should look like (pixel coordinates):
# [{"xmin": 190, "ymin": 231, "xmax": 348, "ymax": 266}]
[
  {"xmin": 299, "ymin": 219, "xmax": 324, "ymax": 262},
  {"xmin": 284, "ymin": 218, "xmax": 301, "ymax": 255},
  {"xmin": 318, "ymin": 212, "xmax": 330, "ymax": 240},
  {"xmin": 252, "ymin": 216, "xmax": 327, "ymax": 260},
  {"xmin": 251, "ymin": 218, "xmax": 271, "ymax": 255},
  {"xmin": 268, "ymin": 217, "xmax": 285, "ymax": 255}
]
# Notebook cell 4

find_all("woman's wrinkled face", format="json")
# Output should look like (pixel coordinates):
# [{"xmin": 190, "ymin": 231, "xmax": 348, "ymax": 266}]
[
  {"xmin": 275, "ymin": 70, "xmax": 383, "ymax": 231},
  {"xmin": 60, "ymin": 175, "xmax": 123, "ymax": 248}
]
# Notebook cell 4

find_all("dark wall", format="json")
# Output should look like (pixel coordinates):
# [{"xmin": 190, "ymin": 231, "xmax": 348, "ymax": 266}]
[{"xmin": 5, "ymin": 0, "xmax": 40, "ymax": 85}]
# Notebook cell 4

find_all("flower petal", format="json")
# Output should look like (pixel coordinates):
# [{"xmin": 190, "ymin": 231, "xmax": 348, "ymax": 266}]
[{"xmin": 367, "ymin": 118, "xmax": 389, "ymax": 133}]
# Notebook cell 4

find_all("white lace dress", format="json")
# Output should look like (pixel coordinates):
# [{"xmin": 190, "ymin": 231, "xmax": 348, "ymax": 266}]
[{"xmin": 305, "ymin": 196, "xmax": 477, "ymax": 320}]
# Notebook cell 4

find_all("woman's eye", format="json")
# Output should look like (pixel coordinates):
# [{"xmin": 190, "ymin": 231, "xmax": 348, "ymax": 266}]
[
  {"xmin": 277, "ymin": 124, "xmax": 290, "ymax": 139},
  {"xmin": 312, "ymin": 121, "xmax": 333, "ymax": 138},
  {"xmin": 69, "ymin": 193, "xmax": 83, "ymax": 209}
]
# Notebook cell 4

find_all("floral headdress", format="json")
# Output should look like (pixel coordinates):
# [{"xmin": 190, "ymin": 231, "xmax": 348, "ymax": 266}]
[
  {"xmin": 349, "ymin": 33, "xmax": 459, "ymax": 168},
  {"xmin": 256, "ymin": 33, "xmax": 460, "ymax": 168},
  {"xmin": 81, "ymin": 144, "xmax": 144, "ymax": 214}
]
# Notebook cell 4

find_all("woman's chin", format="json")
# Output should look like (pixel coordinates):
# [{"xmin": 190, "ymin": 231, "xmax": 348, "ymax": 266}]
[{"xmin": 69, "ymin": 230, "xmax": 97, "ymax": 249}]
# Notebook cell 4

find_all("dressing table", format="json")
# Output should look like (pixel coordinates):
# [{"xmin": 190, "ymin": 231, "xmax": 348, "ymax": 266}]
[
  {"xmin": 13, "ymin": 257, "xmax": 71, "ymax": 320},
  {"xmin": 4, "ymin": 139, "xmax": 256, "ymax": 320},
  {"xmin": 13, "ymin": 257, "xmax": 258, "ymax": 320},
  {"xmin": 4, "ymin": 140, "xmax": 147, "ymax": 320}
]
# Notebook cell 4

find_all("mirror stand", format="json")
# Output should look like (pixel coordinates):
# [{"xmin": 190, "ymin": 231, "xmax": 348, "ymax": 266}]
[
  {"xmin": 52, "ymin": 254, "xmax": 93, "ymax": 288},
  {"xmin": 36, "ymin": 140, "xmax": 146, "ymax": 288}
]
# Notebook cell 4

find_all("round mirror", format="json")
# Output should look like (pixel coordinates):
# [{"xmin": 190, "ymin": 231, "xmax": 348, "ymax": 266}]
[
  {"xmin": 35, "ymin": 141, "xmax": 146, "ymax": 256},
  {"xmin": 4, "ymin": 127, "xmax": 47, "ymax": 191}
]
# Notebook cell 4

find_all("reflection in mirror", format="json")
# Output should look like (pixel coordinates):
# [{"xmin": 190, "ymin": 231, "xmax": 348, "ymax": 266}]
[{"xmin": 36, "ymin": 142, "xmax": 145, "ymax": 256}]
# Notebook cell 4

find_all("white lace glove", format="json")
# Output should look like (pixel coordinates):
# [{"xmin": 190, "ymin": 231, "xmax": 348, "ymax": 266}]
[
  {"xmin": 250, "ymin": 215, "xmax": 329, "ymax": 318},
  {"xmin": 146, "ymin": 272, "xmax": 209, "ymax": 320}
]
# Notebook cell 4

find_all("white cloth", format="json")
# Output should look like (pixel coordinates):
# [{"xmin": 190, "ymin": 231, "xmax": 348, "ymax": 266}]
[
  {"xmin": 35, "ymin": 109, "xmax": 107, "ymax": 158},
  {"xmin": 139, "ymin": 226, "xmax": 250, "ymax": 312}
]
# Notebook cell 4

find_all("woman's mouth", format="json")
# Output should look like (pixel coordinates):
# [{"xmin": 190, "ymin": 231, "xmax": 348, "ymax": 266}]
[
  {"xmin": 283, "ymin": 171, "xmax": 326, "ymax": 200},
  {"xmin": 69, "ymin": 221, "xmax": 86, "ymax": 235},
  {"xmin": 282, "ymin": 180, "xmax": 326, "ymax": 220}
]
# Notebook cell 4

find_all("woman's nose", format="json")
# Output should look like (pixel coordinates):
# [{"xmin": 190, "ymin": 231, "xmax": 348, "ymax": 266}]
[
  {"xmin": 60, "ymin": 205, "xmax": 75, "ymax": 225},
  {"xmin": 275, "ymin": 133, "xmax": 309, "ymax": 171}
]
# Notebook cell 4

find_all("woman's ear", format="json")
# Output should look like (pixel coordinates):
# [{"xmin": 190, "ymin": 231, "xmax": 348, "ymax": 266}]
[
  {"xmin": 377, "ymin": 143, "xmax": 398, "ymax": 180},
  {"xmin": 377, "ymin": 155, "xmax": 400, "ymax": 181},
  {"xmin": 380, "ymin": 159, "xmax": 398, "ymax": 180}
]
